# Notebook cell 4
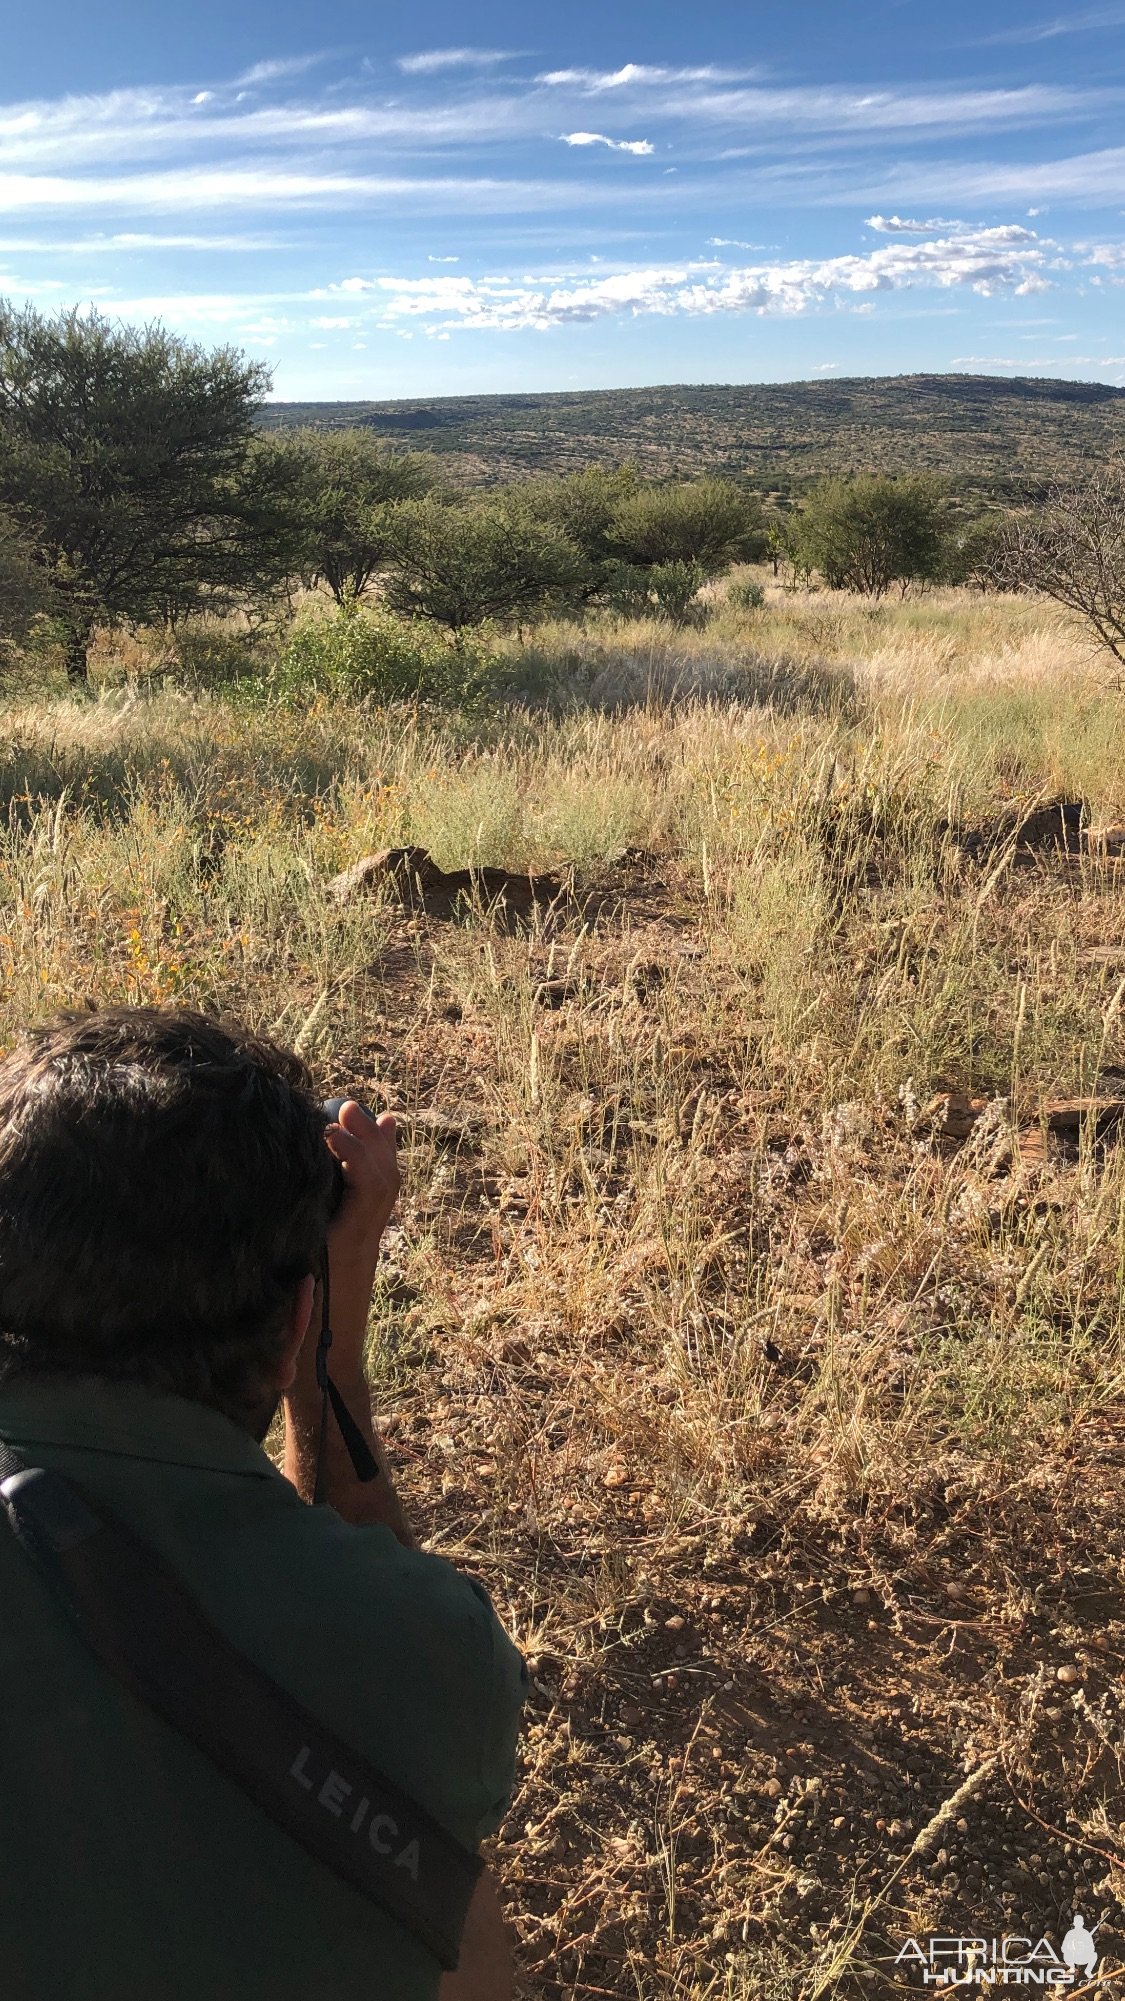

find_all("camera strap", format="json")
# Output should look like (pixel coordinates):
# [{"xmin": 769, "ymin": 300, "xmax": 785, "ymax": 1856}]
[
  {"xmin": 313, "ymin": 1243, "xmax": 380, "ymax": 1503},
  {"xmin": 0, "ymin": 1440, "xmax": 481, "ymax": 1971}
]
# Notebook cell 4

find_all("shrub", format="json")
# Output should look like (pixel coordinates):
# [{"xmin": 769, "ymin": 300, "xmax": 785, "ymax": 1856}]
[
  {"xmin": 796, "ymin": 475, "xmax": 951, "ymax": 598},
  {"xmin": 609, "ymin": 478, "xmax": 765, "ymax": 576},
  {"xmin": 271, "ymin": 600, "xmax": 480, "ymax": 704},
  {"xmin": 727, "ymin": 578, "xmax": 766, "ymax": 612},
  {"xmin": 383, "ymin": 499, "xmax": 587, "ymax": 635},
  {"xmin": 601, "ymin": 559, "xmax": 709, "ymax": 624},
  {"xmin": 649, "ymin": 559, "xmax": 709, "ymax": 624}
]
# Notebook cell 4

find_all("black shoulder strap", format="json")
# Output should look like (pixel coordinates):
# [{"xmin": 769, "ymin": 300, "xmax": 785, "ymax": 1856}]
[{"xmin": 0, "ymin": 1441, "xmax": 481, "ymax": 1972}]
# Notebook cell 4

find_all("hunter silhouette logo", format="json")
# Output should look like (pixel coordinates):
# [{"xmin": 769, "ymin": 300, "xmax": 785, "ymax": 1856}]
[
  {"xmin": 895, "ymin": 1916, "xmax": 1102, "ymax": 1986},
  {"xmin": 1061, "ymin": 1917, "xmax": 1097, "ymax": 1977}
]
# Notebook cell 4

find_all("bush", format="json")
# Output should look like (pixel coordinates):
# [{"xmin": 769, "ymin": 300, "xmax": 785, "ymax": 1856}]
[
  {"xmin": 727, "ymin": 577, "xmax": 766, "ymax": 612},
  {"xmin": 796, "ymin": 475, "xmax": 951, "ymax": 598},
  {"xmin": 649, "ymin": 560, "xmax": 709, "ymax": 624},
  {"xmin": 384, "ymin": 499, "xmax": 587, "ymax": 635},
  {"xmin": 609, "ymin": 478, "xmax": 764, "ymax": 576},
  {"xmin": 271, "ymin": 600, "xmax": 481, "ymax": 704},
  {"xmin": 602, "ymin": 559, "xmax": 709, "ymax": 624}
]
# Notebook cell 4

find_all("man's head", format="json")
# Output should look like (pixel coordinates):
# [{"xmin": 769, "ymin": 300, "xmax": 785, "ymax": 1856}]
[{"xmin": 0, "ymin": 1007, "xmax": 336, "ymax": 1428}]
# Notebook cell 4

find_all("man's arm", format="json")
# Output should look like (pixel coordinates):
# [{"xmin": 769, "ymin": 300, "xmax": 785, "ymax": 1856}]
[
  {"xmin": 439, "ymin": 1872, "xmax": 513, "ymax": 2001},
  {"xmin": 283, "ymin": 1102, "xmax": 415, "ymax": 1545},
  {"xmin": 285, "ymin": 1104, "xmax": 519, "ymax": 1997}
]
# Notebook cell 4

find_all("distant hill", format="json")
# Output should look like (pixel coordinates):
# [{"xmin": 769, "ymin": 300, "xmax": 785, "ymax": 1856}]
[{"xmin": 260, "ymin": 373, "xmax": 1125, "ymax": 502}]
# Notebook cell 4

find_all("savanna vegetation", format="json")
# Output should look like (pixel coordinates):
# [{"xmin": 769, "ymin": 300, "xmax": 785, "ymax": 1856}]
[
  {"xmin": 3, "ymin": 302, "xmax": 1125, "ymax": 1997},
  {"xmin": 260, "ymin": 373, "xmax": 1125, "ymax": 502}
]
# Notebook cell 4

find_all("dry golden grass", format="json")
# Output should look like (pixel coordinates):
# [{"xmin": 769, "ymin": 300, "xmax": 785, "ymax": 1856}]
[{"xmin": 3, "ymin": 587, "xmax": 1125, "ymax": 1997}]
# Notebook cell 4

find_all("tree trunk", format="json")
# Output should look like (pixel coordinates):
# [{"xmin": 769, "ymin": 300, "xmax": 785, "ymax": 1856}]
[{"xmin": 64, "ymin": 622, "xmax": 92, "ymax": 686}]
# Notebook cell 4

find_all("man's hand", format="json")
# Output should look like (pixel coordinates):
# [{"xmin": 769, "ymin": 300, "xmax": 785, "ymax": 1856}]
[
  {"xmin": 323, "ymin": 1102, "xmax": 399, "ymax": 1374},
  {"xmin": 282, "ymin": 1099, "xmax": 414, "ymax": 1542}
]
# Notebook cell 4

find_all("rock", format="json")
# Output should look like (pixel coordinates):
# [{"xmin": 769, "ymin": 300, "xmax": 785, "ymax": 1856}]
[
  {"xmin": 327, "ymin": 845, "xmax": 568, "ymax": 925},
  {"xmin": 1055, "ymin": 1664, "xmax": 1081, "ymax": 1686},
  {"xmin": 327, "ymin": 847, "xmax": 437, "ymax": 903}
]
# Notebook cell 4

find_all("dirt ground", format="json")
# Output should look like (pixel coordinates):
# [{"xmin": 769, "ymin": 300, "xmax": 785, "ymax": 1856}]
[{"xmin": 313, "ymin": 851, "xmax": 1125, "ymax": 2000}]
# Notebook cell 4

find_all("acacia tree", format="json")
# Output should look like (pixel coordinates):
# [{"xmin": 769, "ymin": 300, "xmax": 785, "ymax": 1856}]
[
  {"xmin": 995, "ymin": 459, "xmax": 1125, "ymax": 667},
  {"xmin": 293, "ymin": 426, "xmax": 439, "ymax": 603},
  {"xmin": 383, "ymin": 499, "xmax": 587, "ymax": 637},
  {"xmin": 796, "ymin": 475, "xmax": 950, "ymax": 598},
  {"xmin": 0, "ymin": 304, "xmax": 297, "ymax": 681}
]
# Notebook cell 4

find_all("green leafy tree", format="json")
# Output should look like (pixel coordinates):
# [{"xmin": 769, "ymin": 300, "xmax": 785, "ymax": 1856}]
[
  {"xmin": 292, "ymin": 427, "xmax": 440, "ymax": 603},
  {"xmin": 796, "ymin": 476, "xmax": 950, "ymax": 598},
  {"xmin": 943, "ymin": 513, "xmax": 1010, "ymax": 591},
  {"xmin": 608, "ymin": 478, "xmax": 765, "ymax": 576},
  {"xmin": 383, "ymin": 499, "xmax": 587, "ymax": 637},
  {"xmin": 0, "ymin": 303, "xmax": 296, "ymax": 681},
  {"xmin": 504, "ymin": 465, "xmax": 638, "ymax": 597}
]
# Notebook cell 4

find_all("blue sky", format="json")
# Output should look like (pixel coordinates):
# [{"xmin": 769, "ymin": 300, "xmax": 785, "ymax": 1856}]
[{"xmin": 2, "ymin": 0, "xmax": 1124, "ymax": 399}]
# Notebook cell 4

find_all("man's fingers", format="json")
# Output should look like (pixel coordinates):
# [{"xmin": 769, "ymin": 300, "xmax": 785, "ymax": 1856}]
[{"xmin": 325, "ymin": 1104, "xmax": 400, "ymax": 1199}]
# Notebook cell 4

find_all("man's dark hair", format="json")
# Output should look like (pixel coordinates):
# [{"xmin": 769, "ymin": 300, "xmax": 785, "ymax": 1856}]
[{"xmin": 0, "ymin": 1007, "xmax": 336, "ymax": 1420}]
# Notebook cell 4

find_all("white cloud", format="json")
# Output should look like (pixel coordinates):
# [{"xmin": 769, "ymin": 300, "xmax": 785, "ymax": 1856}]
[
  {"xmin": 234, "ymin": 54, "xmax": 330, "ymax": 86},
  {"xmin": 866, "ymin": 214, "xmax": 968, "ymax": 235},
  {"xmin": 539, "ymin": 64, "xmax": 746, "ymax": 90},
  {"xmin": 365, "ymin": 223, "xmax": 1055, "ymax": 333},
  {"xmin": 396, "ymin": 48, "xmax": 516, "ymax": 75},
  {"xmin": 311, "ymin": 315, "xmax": 353, "ymax": 328},
  {"xmin": 707, "ymin": 236, "xmax": 767, "ymax": 249},
  {"xmin": 814, "ymin": 361, "xmax": 840, "ymax": 372},
  {"xmin": 191, "ymin": 92, "xmax": 213, "ymax": 106},
  {"xmin": 561, "ymin": 132, "xmax": 654, "ymax": 156},
  {"xmin": 427, "ymin": 253, "xmax": 459, "ymax": 263}
]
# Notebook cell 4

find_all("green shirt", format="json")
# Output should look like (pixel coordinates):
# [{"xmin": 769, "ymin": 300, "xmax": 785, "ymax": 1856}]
[{"xmin": 0, "ymin": 1378, "xmax": 526, "ymax": 2001}]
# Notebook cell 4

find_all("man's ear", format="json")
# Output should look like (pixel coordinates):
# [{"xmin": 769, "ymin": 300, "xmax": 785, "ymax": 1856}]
[{"xmin": 273, "ymin": 1273, "xmax": 317, "ymax": 1392}]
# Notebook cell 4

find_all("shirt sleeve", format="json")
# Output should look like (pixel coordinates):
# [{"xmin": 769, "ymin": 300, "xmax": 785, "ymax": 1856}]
[{"xmin": 465, "ymin": 1578, "xmax": 529, "ymax": 1841}]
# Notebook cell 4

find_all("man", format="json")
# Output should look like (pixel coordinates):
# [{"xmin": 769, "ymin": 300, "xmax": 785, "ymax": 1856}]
[{"xmin": 0, "ymin": 1007, "xmax": 526, "ymax": 2000}]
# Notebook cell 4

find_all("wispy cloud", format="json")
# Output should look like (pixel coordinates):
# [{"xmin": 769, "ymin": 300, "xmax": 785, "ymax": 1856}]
[
  {"xmin": 539, "ymin": 64, "xmax": 747, "ymax": 90},
  {"xmin": 562, "ymin": 132, "xmax": 654, "ymax": 156},
  {"xmin": 0, "ymin": 230, "xmax": 286, "ymax": 252},
  {"xmin": 233, "ymin": 54, "xmax": 332, "ymax": 86},
  {"xmin": 0, "ymin": 168, "xmax": 606, "ymax": 214},
  {"xmin": 974, "ymin": 5, "xmax": 1125, "ymax": 45},
  {"xmin": 396, "ymin": 48, "xmax": 517, "ymax": 75}
]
